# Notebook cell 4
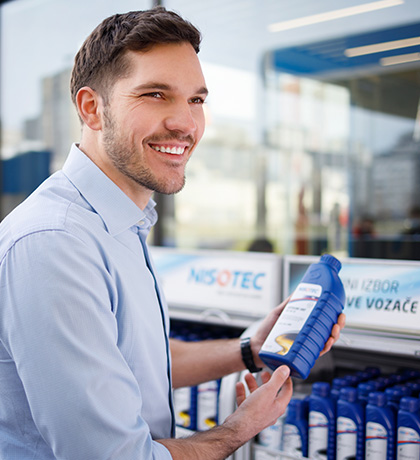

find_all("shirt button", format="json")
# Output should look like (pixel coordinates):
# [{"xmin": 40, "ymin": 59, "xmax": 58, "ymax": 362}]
[{"xmin": 138, "ymin": 220, "xmax": 145, "ymax": 226}]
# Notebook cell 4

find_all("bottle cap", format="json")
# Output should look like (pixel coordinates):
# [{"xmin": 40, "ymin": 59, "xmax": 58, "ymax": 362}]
[
  {"xmin": 400, "ymin": 396, "xmax": 420, "ymax": 412},
  {"xmin": 332, "ymin": 377, "xmax": 347, "ymax": 390},
  {"xmin": 368, "ymin": 391, "xmax": 386, "ymax": 407},
  {"xmin": 287, "ymin": 399, "xmax": 306, "ymax": 419},
  {"xmin": 385, "ymin": 387, "xmax": 404, "ymax": 402},
  {"xmin": 320, "ymin": 254, "xmax": 342, "ymax": 272},
  {"xmin": 339, "ymin": 386, "xmax": 357, "ymax": 403},
  {"xmin": 312, "ymin": 382, "xmax": 330, "ymax": 397}
]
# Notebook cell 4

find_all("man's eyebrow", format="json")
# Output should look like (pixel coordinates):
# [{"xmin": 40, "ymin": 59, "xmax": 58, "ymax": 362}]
[{"xmin": 132, "ymin": 82, "xmax": 209, "ymax": 96}]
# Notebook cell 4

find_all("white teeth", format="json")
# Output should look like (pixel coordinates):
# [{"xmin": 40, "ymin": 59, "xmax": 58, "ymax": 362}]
[{"xmin": 152, "ymin": 145, "xmax": 184, "ymax": 155}]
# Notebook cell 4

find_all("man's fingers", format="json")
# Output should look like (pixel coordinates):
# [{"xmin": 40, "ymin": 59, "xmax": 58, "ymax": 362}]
[
  {"xmin": 320, "ymin": 313, "xmax": 346, "ymax": 356},
  {"xmin": 235, "ymin": 382, "xmax": 246, "ymax": 407},
  {"xmin": 337, "ymin": 313, "xmax": 346, "ymax": 329},
  {"xmin": 244, "ymin": 372, "xmax": 259, "ymax": 393},
  {"xmin": 260, "ymin": 371, "xmax": 271, "ymax": 385}
]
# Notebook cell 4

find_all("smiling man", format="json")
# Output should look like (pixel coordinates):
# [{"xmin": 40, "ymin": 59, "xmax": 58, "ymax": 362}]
[
  {"xmin": 0, "ymin": 7, "xmax": 344, "ymax": 460},
  {"xmin": 78, "ymin": 42, "xmax": 208, "ymax": 205}
]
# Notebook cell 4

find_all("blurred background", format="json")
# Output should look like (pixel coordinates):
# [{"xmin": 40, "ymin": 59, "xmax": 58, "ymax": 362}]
[{"xmin": 1, "ymin": 0, "xmax": 420, "ymax": 259}]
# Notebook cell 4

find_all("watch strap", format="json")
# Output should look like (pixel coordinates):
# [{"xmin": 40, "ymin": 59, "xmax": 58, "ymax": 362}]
[{"xmin": 240, "ymin": 337, "xmax": 262, "ymax": 373}]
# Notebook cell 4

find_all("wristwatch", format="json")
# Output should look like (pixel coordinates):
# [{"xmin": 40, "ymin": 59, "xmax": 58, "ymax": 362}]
[{"xmin": 240, "ymin": 337, "xmax": 262, "ymax": 373}]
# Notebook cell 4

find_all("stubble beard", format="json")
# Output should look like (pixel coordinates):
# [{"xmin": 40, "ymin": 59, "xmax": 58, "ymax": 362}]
[{"xmin": 102, "ymin": 107, "xmax": 188, "ymax": 195}]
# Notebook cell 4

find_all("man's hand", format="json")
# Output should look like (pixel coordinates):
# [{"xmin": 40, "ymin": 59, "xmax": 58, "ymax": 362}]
[
  {"xmin": 158, "ymin": 365, "xmax": 293, "ymax": 459},
  {"xmin": 225, "ymin": 365, "xmax": 293, "ymax": 439},
  {"xmin": 319, "ymin": 312, "xmax": 346, "ymax": 356},
  {"xmin": 250, "ymin": 298, "xmax": 346, "ymax": 368}
]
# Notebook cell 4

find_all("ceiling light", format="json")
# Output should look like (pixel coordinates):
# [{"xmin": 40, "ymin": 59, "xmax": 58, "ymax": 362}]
[
  {"xmin": 345, "ymin": 36, "xmax": 420, "ymax": 57},
  {"xmin": 380, "ymin": 52, "xmax": 420, "ymax": 66},
  {"xmin": 268, "ymin": 0, "xmax": 404, "ymax": 33}
]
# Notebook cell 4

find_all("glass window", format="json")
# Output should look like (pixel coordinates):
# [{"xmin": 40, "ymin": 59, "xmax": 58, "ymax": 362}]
[
  {"xmin": 2, "ymin": 0, "xmax": 420, "ymax": 259},
  {"xmin": 0, "ymin": 0, "xmax": 151, "ymax": 217}
]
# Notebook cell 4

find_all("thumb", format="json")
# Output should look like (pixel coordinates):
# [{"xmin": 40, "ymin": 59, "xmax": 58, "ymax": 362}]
[{"xmin": 266, "ymin": 365, "xmax": 290, "ymax": 393}]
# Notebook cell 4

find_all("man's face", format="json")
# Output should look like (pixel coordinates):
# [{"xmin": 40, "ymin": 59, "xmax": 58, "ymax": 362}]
[{"xmin": 100, "ymin": 42, "xmax": 208, "ymax": 198}]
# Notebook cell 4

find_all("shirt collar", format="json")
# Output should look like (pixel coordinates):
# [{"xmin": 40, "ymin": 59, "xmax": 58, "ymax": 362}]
[{"xmin": 62, "ymin": 144, "xmax": 157, "ymax": 236}]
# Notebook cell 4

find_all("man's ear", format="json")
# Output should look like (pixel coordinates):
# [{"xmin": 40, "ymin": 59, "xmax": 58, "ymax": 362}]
[{"xmin": 76, "ymin": 86, "xmax": 103, "ymax": 130}]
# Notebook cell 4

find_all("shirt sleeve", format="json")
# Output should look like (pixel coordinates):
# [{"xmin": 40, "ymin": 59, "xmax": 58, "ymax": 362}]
[{"xmin": 0, "ymin": 229, "xmax": 173, "ymax": 460}]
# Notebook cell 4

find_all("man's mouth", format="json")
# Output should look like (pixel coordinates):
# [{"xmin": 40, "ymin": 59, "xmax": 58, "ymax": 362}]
[{"xmin": 150, "ymin": 145, "xmax": 186, "ymax": 155}]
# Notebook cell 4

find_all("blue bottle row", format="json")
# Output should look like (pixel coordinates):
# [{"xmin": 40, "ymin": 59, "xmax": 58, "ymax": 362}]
[
  {"xmin": 280, "ymin": 367, "xmax": 420, "ymax": 460},
  {"xmin": 169, "ymin": 320, "xmax": 242, "ymax": 432}
]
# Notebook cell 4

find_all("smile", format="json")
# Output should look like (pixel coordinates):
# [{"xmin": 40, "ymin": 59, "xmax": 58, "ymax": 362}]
[{"xmin": 150, "ymin": 145, "xmax": 185, "ymax": 155}]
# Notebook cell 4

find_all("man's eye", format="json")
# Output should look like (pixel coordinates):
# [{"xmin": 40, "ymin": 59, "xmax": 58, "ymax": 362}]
[
  {"xmin": 143, "ymin": 92, "xmax": 163, "ymax": 99},
  {"xmin": 190, "ymin": 97, "xmax": 205, "ymax": 104}
]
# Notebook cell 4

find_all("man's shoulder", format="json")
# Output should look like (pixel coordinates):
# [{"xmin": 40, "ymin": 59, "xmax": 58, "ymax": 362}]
[{"xmin": 0, "ymin": 171, "xmax": 94, "ymax": 256}]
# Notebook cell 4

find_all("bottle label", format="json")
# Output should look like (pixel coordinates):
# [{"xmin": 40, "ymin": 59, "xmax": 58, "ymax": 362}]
[
  {"xmin": 174, "ymin": 386, "xmax": 192, "ymax": 428},
  {"xmin": 261, "ymin": 283, "xmax": 322, "ymax": 356},
  {"xmin": 309, "ymin": 410, "xmax": 328, "ymax": 460},
  {"xmin": 336, "ymin": 416, "xmax": 357, "ymax": 460},
  {"xmin": 283, "ymin": 423, "xmax": 303, "ymax": 457},
  {"xmin": 397, "ymin": 426, "xmax": 420, "ymax": 460},
  {"xmin": 258, "ymin": 416, "xmax": 284, "ymax": 450},
  {"xmin": 366, "ymin": 421, "xmax": 388, "ymax": 460},
  {"xmin": 197, "ymin": 380, "xmax": 218, "ymax": 431}
]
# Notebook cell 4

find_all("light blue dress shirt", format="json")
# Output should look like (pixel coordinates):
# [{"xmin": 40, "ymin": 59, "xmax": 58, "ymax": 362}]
[{"xmin": 0, "ymin": 145, "xmax": 174, "ymax": 459}]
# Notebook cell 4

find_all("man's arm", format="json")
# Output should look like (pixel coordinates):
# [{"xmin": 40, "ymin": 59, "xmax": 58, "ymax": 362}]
[
  {"xmin": 170, "ymin": 337, "xmax": 243, "ymax": 388},
  {"xmin": 0, "ymin": 230, "xmax": 173, "ymax": 460},
  {"xmin": 170, "ymin": 299, "xmax": 346, "ymax": 388},
  {"xmin": 159, "ymin": 366, "xmax": 293, "ymax": 460}
]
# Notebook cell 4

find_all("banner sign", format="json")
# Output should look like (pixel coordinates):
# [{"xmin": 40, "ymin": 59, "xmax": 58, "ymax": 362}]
[
  {"xmin": 284, "ymin": 256, "xmax": 420, "ymax": 336},
  {"xmin": 150, "ymin": 247, "xmax": 282, "ymax": 319}
]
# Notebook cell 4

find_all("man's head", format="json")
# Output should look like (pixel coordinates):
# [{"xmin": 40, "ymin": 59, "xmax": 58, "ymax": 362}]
[
  {"xmin": 73, "ymin": 8, "xmax": 207, "ymax": 206},
  {"xmin": 70, "ymin": 7, "xmax": 201, "ymax": 109}
]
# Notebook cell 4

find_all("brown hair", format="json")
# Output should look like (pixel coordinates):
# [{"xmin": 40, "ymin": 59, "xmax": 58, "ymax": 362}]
[{"xmin": 70, "ymin": 7, "xmax": 201, "ymax": 106}]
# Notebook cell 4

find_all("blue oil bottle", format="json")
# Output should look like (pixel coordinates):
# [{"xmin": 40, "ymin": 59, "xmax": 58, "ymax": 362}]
[
  {"xmin": 358, "ymin": 382, "xmax": 378, "ymax": 408},
  {"xmin": 397, "ymin": 397, "xmax": 420, "ymax": 460},
  {"xmin": 331, "ymin": 377, "xmax": 348, "ymax": 407},
  {"xmin": 259, "ymin": 254, "xmax": 345, "ymax": 379},
  {"xmin": 282, "ymin": 398, "xmax": 308, "ymax": 458},
  {"xmin": 336, "ymin": 386, "xmax": 365, "ymax": 460},
  {"xmin": 365, "ymin": 391, "xmax": 395, "ymax": 460},
  {"xmin": 308, "ymin": 382, "xmax": 336, "ymax": 460},
  {"xmin": 406, "ymin": 381, "xmax": 420, "ymax": 397},
  {"xmin": 386, "ymin": 387, "xmax": 406, "ymax": 415}
]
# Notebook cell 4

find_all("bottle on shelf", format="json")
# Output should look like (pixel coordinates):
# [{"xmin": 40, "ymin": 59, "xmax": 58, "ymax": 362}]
[
  {"xmin": 308, "ymin": 382, "xmax": 336, "ymax": 460},
  {"xmin": 336, "ymin": 386, "xmax": 365, "ymax": 460}
]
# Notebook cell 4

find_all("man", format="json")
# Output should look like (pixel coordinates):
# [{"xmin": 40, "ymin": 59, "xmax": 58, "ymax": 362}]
[{"xmin": 0, "ymin": 7, "xmax": 344, "ymax": 459}]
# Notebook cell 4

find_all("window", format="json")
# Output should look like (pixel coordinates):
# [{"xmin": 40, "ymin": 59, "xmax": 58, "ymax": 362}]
[{"xmin": 2, "ymin": 0, "xmax": 420, "ymax": 258}]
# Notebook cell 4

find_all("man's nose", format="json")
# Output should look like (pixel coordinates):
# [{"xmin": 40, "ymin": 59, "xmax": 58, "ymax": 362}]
[{"xmin": 164, "ymin": 101, "xmax": 197, "ymax": 135}]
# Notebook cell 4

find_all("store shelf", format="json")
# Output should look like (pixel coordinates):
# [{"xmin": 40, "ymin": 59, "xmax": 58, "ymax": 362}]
[{"xmin": 252, "ymin": 443, "xmax": 309, "ymax": 460}]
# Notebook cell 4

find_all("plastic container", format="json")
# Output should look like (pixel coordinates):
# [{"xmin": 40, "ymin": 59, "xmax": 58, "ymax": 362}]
[
  {"xmin": 196, "ymin": 379, "xmax": 220, "ymax": 431},
  {"xmin": 259, "ymin": 254, "xmax": 345, "ymax": 379},
  {"xmin": 308, "ymin": 382, "xmax": 336, "ymax": 460},
  {"xmin": 258, "ymin": 415, "xmax": 285, "ymax": 451},
  {"xmin": 365, "ymin": 367, "xmax": 382, "ymax": 379},
  {"xmin": 344, "ymin": 374, "xmax": 361, "ymax": 387},
  {"xmin": 365, "ymin": 391, "xmax": 395, "ymax": 460},
  {"xmin": 173, "ymin": 385, "xmax": 197, "ymax": 430},
  {"xmin": 405, "ymin": 381, "xmax": 420, "ymax": 397},
  {"xmin": 331, "ymin": 377, "xmax": 348, "ymax": 406},
  {"xmin": 373, "ymin": 376, "xmax": 393, "ymax": 391},
  {"xmin": 336, "ymin": 386, "xmax": 365, "ymax": 460},
  {"xmin": 358, "ymin": 382, "xmax": 377, "ymax": 407},
  {"xmin": 385, "ymin": 387, "xmax": 406, "ymax": 415},
  {"xmin": 282, "ymin": 398, "xmax": 308, "ymax": 458},
  {"xmin": 397, "ymin": 397, "xmax": 420, "ymax": 460}
]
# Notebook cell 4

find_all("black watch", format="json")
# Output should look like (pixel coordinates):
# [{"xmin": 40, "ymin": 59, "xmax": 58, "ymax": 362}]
[{"xmin": 240, "ymin": 337, "xmax": 262, "ymax": 373}]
